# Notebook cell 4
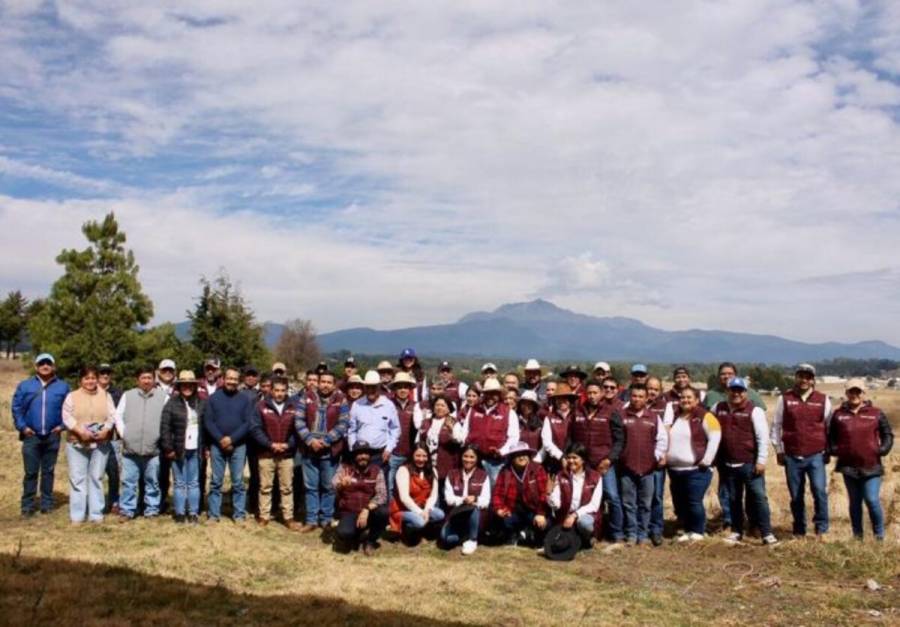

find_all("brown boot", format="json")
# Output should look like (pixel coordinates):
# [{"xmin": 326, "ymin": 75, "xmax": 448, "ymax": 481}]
[
  {"xmin": 258, "ymin": 518, "xmax": 269, "ymax": 527},
  {"xmin": 301, "ymin": 523, "xmax": 319, "ymax": 533},
  {"xmin": 285, "ymin": 520, "xmax": 302, "ymax": 532}
]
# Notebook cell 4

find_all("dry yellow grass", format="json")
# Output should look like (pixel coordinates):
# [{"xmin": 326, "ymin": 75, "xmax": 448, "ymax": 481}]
[{"xmin": 1, "ymin": 358, "xmax": 899, "ymax": 625}]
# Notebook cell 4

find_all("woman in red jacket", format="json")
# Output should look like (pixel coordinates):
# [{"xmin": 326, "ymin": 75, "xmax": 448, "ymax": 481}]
[{"xmin": 389, "ymin": 443, "xmax": 445, "ymax": 543}]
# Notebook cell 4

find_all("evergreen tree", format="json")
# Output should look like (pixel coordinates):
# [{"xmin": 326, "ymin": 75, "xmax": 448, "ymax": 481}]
[{"xmin": 0, "ymin": 290, "xmax": 29, "ymax": 357}]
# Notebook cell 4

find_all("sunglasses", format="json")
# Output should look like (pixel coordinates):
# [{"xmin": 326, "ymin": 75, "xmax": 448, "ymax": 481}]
[{"xmin": 602, "ymin": 385, "xmax": 618, "ymax": 390}]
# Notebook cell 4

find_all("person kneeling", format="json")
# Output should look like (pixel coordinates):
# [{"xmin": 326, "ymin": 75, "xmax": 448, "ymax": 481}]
[
  {"xmin": 548, "ymin": 444, "xmax": 603, "ymax": 550},
  {"xmin": 389, "ymin": 443, "xmax": 445, "ymax": 544},
  {"xmin": 333, "ymin": 441, "xmax": 388, "ymax": 555},
  {"xmin": 442, "ymin": 444, "xmax": 491, "ymax": 555},
  {"xmin": 491, "ymin": 442, "xmax": 549, "ymax": 547}
]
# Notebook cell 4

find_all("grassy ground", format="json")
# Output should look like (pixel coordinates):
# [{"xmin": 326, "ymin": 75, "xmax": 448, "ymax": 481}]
[{"xmin": 0, "ymin": 358, "xmax": 898, "ymax": 625}]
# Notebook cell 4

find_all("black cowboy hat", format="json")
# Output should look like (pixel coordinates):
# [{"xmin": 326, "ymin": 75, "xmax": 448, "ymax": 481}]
[
  {"xmin": 560, "ymin": 364, "xmax": 588, "ymax": 380},
  {"xmin": 543, "ymin": 524, "xmax": 582, "ymax": 561}
]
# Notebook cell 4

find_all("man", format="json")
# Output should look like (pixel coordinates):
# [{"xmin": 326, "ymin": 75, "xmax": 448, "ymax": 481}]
[
  {"xmin": 347, "ymin": 371, "xmax": 400, "ymax": 471},
  {"xmin": 437, "ymin": 361, "xmax": 468, "ymax": 407},
  {"xmin": 12, "ymin": 353, "xmax": 69, "ymax": 517},
  {"xmin": 572, "ymin": 378, "xmax": 625, "ymax": 542},
  {"xmin": 296, "ymin": 370, "xmax": 350, "ymax": 531},
  {"xmin": 115, "ymin": 366, "xmax": 168, "ymax": 520},
  {"xmin": 619, "ymin": 364, "xmax": 649, "ymax": 402},
  {"xmin": 198, "ymin": 357, "xmax": 223, "ymax": 401},
  {"xmin": 522, "ymin": 359, "xmax": 548, "ymax": 404},
  {"xmin": 156, "ymin": 359, "xmax": 177, "ymax": 397},
  {"xmin": 250, "ymin": 377, "xmax": 300, "ymax": 529},
  {"xmin": 332, "ymin": 441, "xmax": 389, "ymax": 555},
  {"xmin": 503, "ymin": 372, "xmax": 521, "ymax": 392},
  {"xmin": 771, "ymin": 363, "xmax": 832, "ymax": 538},
  {"xmin": 592, "ymin": 361, "xmax": 612, "ymax": 380},
  {"xmin": 376, "ymin": 361, "xmax": 395, "ymax": 397},
  {"xmin": 98, "ymin": 363, "xmax": 123, "ymax": 515},
  {"xmin": 477, "ymin": 363, "xmax": 499, "ymax": 393},
  {"xmin": 241, "ymin": 365, "xmax": 261, "ymax": 396},
  {"xmin": 457, "ymin": 377, "xmax": 520, "ymax": 484},
  {"xmin": 337, "ymin": 357, "xmax": 358, "ymax": 392},
  {"xmin": 241, "ymin": 364, "xmax": 262, "ymax": 517},
  {"xmin": 315, "ymin": 361, "xmax": 329, "ymax": 375},
  {"xmin": 560, "ymin": 365, "xmax": 588, "ymax": 406},
  {"xmin": 618, "ymin": 384, "xmax": 668, "ymax": 545},
  {"xmin": 491, "ymin": 441, "xmax": 550, "ymax": 546},
  {"xmin": 305, "ymin": 370, "xmax": 320, "ymax": 395},
  {"xmin": 155, "ymin": 358, "xmax": 178, "ymax": 514},
  {"xmin": 204, "ymin": 367, "xmax": 255, "ymax": 522},
  {"xmin": 258, "ymin": 374, "xmax": 272, "ymax": 398},
  {"xmin": 387, "ymin": 372, "xmax": 424, "ymax": 496},
  {"xmin": 712, "ymin": 377, "xmax": 777, "ymax": 545},
  {"xmin": 665, "ymin": 366, "xmax": 705, "ymax": 405},
  {"xmin": 645, "ymin": 376, "xmax": 669, "ymax": 545}
]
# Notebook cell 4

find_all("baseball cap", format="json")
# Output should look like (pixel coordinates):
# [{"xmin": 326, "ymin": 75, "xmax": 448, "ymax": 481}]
[
  {"xmin": 158, "ymin": 359, "xmax": 176, "ymax": 371},
  {"xmin": 98, "ymin": 363, "xmax": 113, "ymax": 374},
  {"xmin": 400, "ymin": 348, "xmax": 416, "ymax": 359},
  {"xmin": 344, "ymin": 356, "xmax": 356, "ymax": 366},
  {"xmin": 593, "ymin": 361, "xmax": 611, "ymax": 372},
  {"xmin": 631, "ymin": 364, "xmax": 648, "ymax": 375},
  {"xmin": 845, "ymin": 378, "xmax": 866, "ymax": 392},
  {"xmin": 243, "ymin": 365, "xmax": 259, "ymax": 376},
  {"xmin": 795, "ymin": 363, "xmax": 816, "ymax": 376},
  {"xmin": 34, "ymin": 353, "xmax": 55, "ymax": 365},
  {"xmin": 439, "ymin": 361, "xmax": 452, "ymax": 371},
  {"xmin": 727, "ymin": 377, "xmax": 748, "ymax": 390},
  {"xmin": 204, "ymin": 357, "xmax": 221, "ymax": 369},
  {"xmin": 481, "ymin": 362, "xmax": 498, "ymax": 373}
]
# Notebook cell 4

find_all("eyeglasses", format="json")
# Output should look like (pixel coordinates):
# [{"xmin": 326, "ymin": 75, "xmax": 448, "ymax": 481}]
[{"xmin": 602, "ymin": 385, "xmax": 618, "ymax": 390}]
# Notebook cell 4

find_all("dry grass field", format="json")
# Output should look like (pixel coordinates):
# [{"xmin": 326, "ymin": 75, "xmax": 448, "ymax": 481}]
[{"xmin": 0, "ymin": 358, "xmax": 898, "ymax": 625}]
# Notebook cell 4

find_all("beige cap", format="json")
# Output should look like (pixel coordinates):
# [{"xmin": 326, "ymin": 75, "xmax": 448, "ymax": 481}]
[
  {"xmin": 176, "ymin": 370, "xmax": 198, "ymax": 384},
  {"xmin": 524, "ymin": 358, "xmax": 541, "ymax": 371},
  {"xmin": 391, "ymin": 372, "xmax": 415, "ymax": 387},
  {"xmin": 345, "ymin": 374, "xmax": 364, "ymax": 386},
  {"xmin": 482, "ymin": 377, "xmax": 503, "ymax": 394},
  {"xmin": 845, "ymin": 378, "xmax": 866, "ymax": 392},
  {"xmin": 271, "ymin": 362, "xmax": 287, "ymax": 372},
  {"xmin": 376, "ymin": 360, "xmax": 395, "ymax": 372}
]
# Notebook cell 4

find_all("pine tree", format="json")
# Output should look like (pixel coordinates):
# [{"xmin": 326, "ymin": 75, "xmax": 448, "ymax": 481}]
[{"xmin": 0, "ymin": 290, "xmax": 29, "ymax": 357}]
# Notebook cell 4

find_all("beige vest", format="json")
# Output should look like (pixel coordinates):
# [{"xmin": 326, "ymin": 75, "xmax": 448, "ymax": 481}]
[{"xmin": 67, "ymin": 388, "xmax": 110, "ymax": 443}]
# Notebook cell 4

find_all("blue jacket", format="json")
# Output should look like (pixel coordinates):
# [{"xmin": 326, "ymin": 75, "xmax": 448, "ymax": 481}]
[
  {"xmin": 11, "ymin": 375, "xmax": 71, "ymax": 436},
  {"xmin": 203, "ymin": 388, "xmax": 253, "ymax": 448}
]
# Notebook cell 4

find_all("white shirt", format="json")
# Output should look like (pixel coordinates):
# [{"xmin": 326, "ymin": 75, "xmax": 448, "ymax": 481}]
[
  {"xmin": 540, "ymin": 410, "xmax": 572, "ymax": 461},
  {"xmin": 667, "ymin": 412, "xmax": 721, "ymax": 470},
  {"xmin": 548, "ymin": 470, "xmax": 604, "ymax": 518},
  {"xmin": 184, "ymin": 401, "xmax": 199, "ymax": 451},
  {"xmin": 443, "ymin": 468, "xmax": 491, "ymax": 509}
]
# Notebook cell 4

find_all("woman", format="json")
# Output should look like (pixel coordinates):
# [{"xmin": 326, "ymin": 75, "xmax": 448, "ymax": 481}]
[
  {"xmin": 62, "ymin": 365, "xmax": 115, "ymax": 524},
  {"xmin": 419, "ymin": 396, "xmax": 463, "ymax": 483},
  {"xmin": 517, "ymin": 391, "xmax": 544, "ymax": 454},
  {"xmin": 344, "ymin": 374, "xmax": 365, "ymax": 407},
  {"xmin": 548, "ymin": 443, "xmax": 603, "ymax": 546},
  {"xmin": 397, "ymin": 348, "xmax": 427, "ymax": 404},
  {"xmin": 160, "ymin": 370, "xmax": 205, "ymax": 524},
  {"xmin": 541, "ymin": 384, "xmax": 578, "ymax": 474},
  {"xmin": 442, "ymin": 444, "xmax": 491, "ymax": 555},
  {"xmin": 389, "ymin": 443, "xmax": 445, "ymax": 542},
  {"xmin": 458, "ymin": 387, "xmax": 481, "ymax": 423},
  {"xmin": 505, "ymin": 388, "xmax": 519, "ymax": 410},
  {"xmin": 666, "ymin": 387, "xmax": 721, "ymax": 541},
  {"xmin": 829, "ymin": 379, "xmax": 894, "ymax": 541}
]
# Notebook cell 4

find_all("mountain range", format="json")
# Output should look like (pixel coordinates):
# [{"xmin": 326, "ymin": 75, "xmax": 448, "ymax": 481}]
[{"xmin": 175, "ymin": 299, "xmax": 900, "ymax": 364}]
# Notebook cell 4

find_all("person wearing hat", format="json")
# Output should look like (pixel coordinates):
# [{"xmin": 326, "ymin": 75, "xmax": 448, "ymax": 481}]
[
  {"xmin": 295, "ymin": 370, "xmax": 350, "ymax": 530},
  {"xmin": 771, "ymin": 363, "xmax": 833, "ymax": 538},
  {"xmin": 521, "ymin": 359, "xmax": 548, "ymax": 405},
  {"xmin": 397, "ymin": 348, "xmax": 428, "ymax": 404},
  {"xmin": 337, "ymin": 357, "xmax": 358, "ymax": 392},
  {"xmin": 241, "ymin": 365, "xmax": 261, "ymax": 398},
  {"xmin": 160, "ymin": 370, "xmax": 206, "ymax": 524},
  {"xmin": 344, "ymin": 374, "xmax": 365, "ymax": 407},
  {"xmin": 387, "ymin": 372, "xmax": 426, "ymax": 497},
  {"xmin": 251, "ymin": 377, "xmax": 301, "ymax": 530},
  {"xmin": 198, "ymin": 357, "xmax": 223, "ymax": 401},
  {"xmin": 332, "ymin": 441, "xmax": 389, "ymax": 555},
  {"xmin": 828, "ymin": 379, "xmax": 894, "ymax": 541},
  {"xmin": 664, "ymin": 366, "xmax": 705, "ymax": 407},
  {"xmin": 240, "ymin": 364, "xmax": 263, "ymax": 517},
  {"xmin": 441, "ymin": 444, "xmax": 491, "ymax": 555},
  {"xmin": 155, "ymin": 359, "xmax": 178, "ymax": 397},
  {"xmin": 419, "ymin": 395, "xmax": 464, "ymax": 482},
  {"xmin": 548, "ymin": 443, "xmax": 603, "ymax": 549},
  {"xmin": 115, "ymin": 365, "xmax": 170, "ymax": 520},
  {"xmin": 560, "ymin": 365, "xmax": 588, "ymax": 407},
  {"xmin": 516, "ymin": 390, "xmax": 544, "ymax": 455},
  {"xmin": 572, "ymin": 378, "xmax": 626, "ymax": 542},
  {"xmin": 476, "ymin": 363, "xmax": 499, "ymax": 394},
  {"xmin": 348, "ymin": 371, "xmax": 400, "ymax": 471},
  {"xmin": 155, "ymin": 358, "xmax": 178, "ymax": 513},
  {"xmin": 437, "ymin": 361, "xmax": 468, "ymax": 406},
  {"xmin": 389, "ymin": 443, "xmax": 445, "ymax": 542},
  {"xmin": 491, "ymin": 441, "xmax": 550, "ymax": 546},
  {"xmin": 457, "ymin": 377, "xmax": 520, "ymax": 485},
  {"xmin": 711, "ymin": 377, "xmax": 777, "ymax": 545},
  {"xmin": 645, "ymin": 377, "xmax": 670, "ymax": 545},
  {"xmin": 592, "ymin": 361, "xmax": 612, "ymax": 380},
  {"xmin": 618, "ymin": 364, "xmax": 649, "ymax": 403},
  {"xmin": 375, "ymin": 361, "xmax": 396, "ymax": 398},
  {"xmin": 541, "ymin": 383, "xmax": 579, "ymax": 474},
  {"xmin": 97, "ymin": 363, "xmax": 124, "ymax": 515}
]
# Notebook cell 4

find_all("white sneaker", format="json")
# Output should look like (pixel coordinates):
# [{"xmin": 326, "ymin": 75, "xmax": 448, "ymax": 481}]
[
  {"xmin": 675, "ymin": 533, "xmax": 691, "ymax": 543},
  {"xmin": 461, "ymin": 540, "xmax": 478, "ymax": 555},
  {"xmin": 723, "ymin": 532, "xmax": 742, "ymax": 544},
  {"xmin": 762, "ymin": 534, "xmax": 779, "ymax": 546},
  {"xmin": 688, "ymin": 533, "xmax": 705, "ymax": 542}
]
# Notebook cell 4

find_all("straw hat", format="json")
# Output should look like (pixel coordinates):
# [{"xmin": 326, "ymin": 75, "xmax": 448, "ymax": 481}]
[
  {"xmin": 176, "ymin": 370, "xmax": 199, "ymax": 385},
  {"xmin": 391, "ymin": 372, "xmax": 415, "ymax": 388}
]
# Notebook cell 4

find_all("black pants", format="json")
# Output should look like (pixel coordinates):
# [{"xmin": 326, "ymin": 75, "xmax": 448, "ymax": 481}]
[{"xmin": 335, "ymin": 507, "xmax": 388, "ymax": 548}]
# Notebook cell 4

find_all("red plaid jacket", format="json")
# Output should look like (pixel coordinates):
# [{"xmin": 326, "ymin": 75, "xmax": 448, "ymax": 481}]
[{"xmin": 491, "ymin": 462, "xmax": 549, "ymax": 514}]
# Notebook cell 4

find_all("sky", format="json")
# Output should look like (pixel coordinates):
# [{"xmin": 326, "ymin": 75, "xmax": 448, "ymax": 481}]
[{"xmin": 1, "ymin": 1, "xmax": 899, "ymax": 345}]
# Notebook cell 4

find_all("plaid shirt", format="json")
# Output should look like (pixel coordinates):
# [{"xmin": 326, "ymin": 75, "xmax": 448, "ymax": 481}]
[{"xmin": 491, "ymin": 462, "xmax": 548, "ymax": 514}]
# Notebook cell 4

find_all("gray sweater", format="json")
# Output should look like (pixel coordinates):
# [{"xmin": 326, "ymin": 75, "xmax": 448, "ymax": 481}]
[{"xmin": 115, "ymin": 387, "xmax": 169, "ymax": 456}]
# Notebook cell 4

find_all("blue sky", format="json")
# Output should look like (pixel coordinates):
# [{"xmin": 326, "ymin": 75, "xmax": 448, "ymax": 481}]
[{"xmin": 1, "ymin": 1, "xmax": 900, "ymax": 345}]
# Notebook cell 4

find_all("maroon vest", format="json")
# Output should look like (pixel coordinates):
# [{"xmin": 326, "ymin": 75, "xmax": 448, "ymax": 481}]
[
  {"xmin": 781, "ymin": 389, "xmax": 828, "ymax": 457},
  {"xmin": 337, "ymin": 464, "xmax": 381, "ymax": 515},
  {"xmin": 442, "ymin": 380, "xmax": 462, "ymax": 405},
  {"xmin": 555, "ymin": 468, "xmax": 601, "ymax": 523},
  {"xmin": 392, "ymin": 397, "xmax": 418, "ymax": 457},
  {"xmin": 831, "ymin": 404, "xmax": 882, "ymax": 469},
  {"xmin": 255, "ymin": 399, "xmax": 298, "ymax": 457},
  {"xmin": 619, "ymin": 407, "xmax": 659, "ymax": 476},
  {"xmin": 305, "ymin": 391, "xmax": 347, "ymax": 456},
  {"xmin": 519, "ymin": 420, "xmax": 542, "ymax": 452},
  {"xmin": 597, "ymin": 396, "xmax": 625, "ymax": 419},
  {"xmin": 418, "ymin": 417, "xmax": 461, "ymax": 479},
  {"xmin": 572, "ymin": 405, "xmax": 614, "ymax": 466},
  {"xmin": 446, "ymin": 467, "xmax": 488, "ymax": 500},
  {"xmin": 714, "ymin": 400, "xmax": 756, "ymax": 464},
  {"xmin": 674, "ymin": 405, "xmax": 710, "ymax": 464},
  {"xmin": 465, "ymin": 403, "xmax": 511, "ymax": 457},
  {"xmin": 647, "ymin": 396, "xmax": 668, "ymax": 421},
  {"xmin": 544, "ymin": 411, "xmax": 573, "ymax": 453}
]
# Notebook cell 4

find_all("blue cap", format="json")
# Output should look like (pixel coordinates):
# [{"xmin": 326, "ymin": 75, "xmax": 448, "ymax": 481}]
[
  {"xmin": 34, "ymin": 353, "xmax": 55, "ymax": 365},
  {"xmin": 631, "ymin": 364, "xmax": 648, "ymax": 374},
  {"xmin": 400, "ymin": 348, "xmax": 416, "ymax": 359},
  {"xmin": 727, "ymin": 376, "xmax": 748, "ymax": 390}
]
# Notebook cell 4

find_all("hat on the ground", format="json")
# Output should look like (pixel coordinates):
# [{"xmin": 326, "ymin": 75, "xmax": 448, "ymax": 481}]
[
  {"xmin": 204, "ymin": 357, "xmax": 221, "ymax": 369},
  {"xmin": 351, "ymin": 440, "xmax": 379, "ymax": 456},
  {"xmin": 845, "ymin": 378, "xmax": 866, "ymax": 392},
  {"xmin": 177, "ymin": 370, "xmax": 199, "ymax": 385},
  {"xmin": 543, "ymin": 525, "xmax": 582, "ymax": 561},
  {"xmin": 796, "ymin": 363, "xmax": 816, "ymax": 376},
  {"xmin": 363, "ymin": 370, "xmax": 382, "ymax": 386},
  {"xmin": 345, "ymin": 374, "xmax": 364, "ymax": 387},
  {"xmin": 400, "ymin": 348, "xmax": 417, "ymax": 360},
  {"xmin": 726, "ymin": 377, "xmax": 748, "ymax": 391},
  {"xmin": 560, "ymin": 364, "xmax": 588, "ymax": 380},
  {"xmin": 271, "ymin": 362, "xmax": 287, "ymax": 373},
  {"xmin": 524, "ymin": 358, "xmax": 542, "ymax": 371},
  {"xmin": 34, "ymin": 353, "xmax": 55, "ymax": 365},
  {"xmin": 630, "ymin": 364, "xmax": 649, "ymax": 375},
  {"xmin": 376, "ymin": 360, "xmax": 395, "ymax": 372},
  {"xmin": 593, "ymin": 361, "xmax": 611, "ymax": 373},
  {"xmin": 482, "ymin": 377, "xmax": 504, "ymax": 394},
  {"xmin": 439, "ymin": 361, "xmax": 452, "ymax": 371},
  {"xmin": 391, "ymin": 372, "xmax": 415, "ymax": 388},
  {"xmin": 158, "ymin": 359, "xmax": 176, "ymax": 371},
  {"xmin": 518, "ymin": 390, "xmax": 541, "ymax": 409},
  {"xmin": 447, "ymin": 503, "xmax": 477, "ymax": 519},
  {"xmin": 550, "ymin": 383, "xmax": 579, "ymax": 400},
  {"xmin": 505, "ymin": 441, "xmax": 537, "ymax": 459}
]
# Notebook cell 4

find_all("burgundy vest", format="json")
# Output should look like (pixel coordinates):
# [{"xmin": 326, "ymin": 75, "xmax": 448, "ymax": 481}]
[
  {"xmin": 555, "ymin": 468, "xmax": 601, "ymax": 523},
  {"xmin": 714, "ymin": 400, "xmax": 756, "ymax": 464},
  {"xmin": 519, "ymin": 421, "xmax": 542, "ymax": 452},
  {"xmin": 675, "ymin": 405, "xmax": 710, "ymax": 464},
  {"xmin": 441, "ymin": 380, "xmax": 462, "ymax": 405},
  {"xmin": 305, "ymin": 391, "xmax": 347, "ymax": 456},
  {"xmin": 647, "ymin": 396, "xmax": 668, "ymax": 421},
  {"xmin": 337, "ymin": 464, "xmax": 381, "ymax": 514},
  {"xmin": 392, "ymin": 397, "xmax": 418, "ymax": 457},
  {"xmin": 418, "ymin": 417, "xmax": 461, "ymax": 479},
  {"xmin": 831, "ymin": 404, "xmax": 882, "ymax": 469},
  {"xmin": 545, "ymin": 411, "xmax": 573, "ymax": 452},
  {"xmin": 572, "ymin": 405, "xmax": 614, "ymax": 466},
  {"xmin": 619, "ymin": 407, "xmax": 659, "ymax": 476},
  {"xmin": 781, "ymin": 389, "xmax": 828, "ymax": 457},
  {"xmin": 446, "ymin": 467, "xmax": 488, "ymax": 499},
  {"xmin": 465, "ymin": 403, "xmax": 511, "ymax": 457},
  {"xmin": 255, "ymin": 399, "xmax": 298, "ymax": 457}
]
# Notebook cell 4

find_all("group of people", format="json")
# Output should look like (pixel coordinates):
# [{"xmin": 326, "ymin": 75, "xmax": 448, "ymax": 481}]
[{"xmin": 12, "ymin": 349, "xmax": 894, "ymax": 560}]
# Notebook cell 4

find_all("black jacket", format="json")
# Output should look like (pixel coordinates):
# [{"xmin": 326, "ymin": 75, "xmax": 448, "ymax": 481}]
[{"xmin": 160, "ymin": 396, "xmax": 206, "ymax": 459}]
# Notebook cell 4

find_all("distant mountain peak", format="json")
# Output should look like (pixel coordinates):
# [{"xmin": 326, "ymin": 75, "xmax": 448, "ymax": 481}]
[{"xmin": 459, "ymin": 298, "xmax": 576, "ymax": 324}]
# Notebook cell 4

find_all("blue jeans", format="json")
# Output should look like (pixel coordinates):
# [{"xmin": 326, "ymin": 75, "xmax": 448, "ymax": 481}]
[
  {"xmin": 783, "ymin": 453, "xmax": 829, "ymax": 535},
  {"xmin": 441, "ymin": 508, "xmax": 481, "ymax": 547},
  {"xmin": 21, "ymin": 433, "xmax": 60, "ymax": 514},
  {"xmin": 722, "ymin": 463, "xmax": 773, "ymax": 536},
  {"xmin": 173, "ymin": 450, "xmax": 201, "ymax": 516},
  {"xmin": 649, "ymin": 468, "xmax": 666, "ymax": 537},
  {"xmin": 619, "ymin": 470, "xmax": 654, "ymax": 541},
  {"xmin": 602, "ymin": 465, "xmax": 625, "ymax": 540},
  {"xmin": 482, "ymin": 459, "xmax": 505, "ymax": 486},
  {"xmin": 669, "ymin": 467, "xmax": 712, "ymax": 535},
  {"xmin": 302, "ymin": 454, "xmax": 338, "ymax": 525},
  {"xmin": 67, "ymin": 443, "xmax": 110, "ymax": 522},
  {"xmin": 208, "ymin": 444, "xmax": 247, "ymax": 520},
  {"xmin": 121, "ymin": 453, "xmax": 161, "ymax": 518},
  {"xmin": 401, "ymin": 507, "xmax": 445, "ymax": 529},
  {"xmin": 842, "ymin": 474, "xmax": 884, "ymax": 539},
  {"xmin": 387, "ymin": 453, "xmax": 408, "ymax": 499}
]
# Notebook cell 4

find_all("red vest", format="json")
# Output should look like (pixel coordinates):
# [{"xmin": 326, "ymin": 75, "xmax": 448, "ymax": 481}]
[
  {"xmin": 336, "ymin": 464, "xmax": 380, "ymax": 515},
  {"xmin": 713, "ymin": 400, "xmax": 756, "ymax": 464},
  {"xmin": 781, "ymin": 389, "xmax": 828, "ymax": 457},
  {"xmin": 674, "ymin": 405, "xmax": 710, "ymax": 464},
  {"xmin": 418, "ymin": 417, "xmax": 461, "ymax": 479},
  {"xmin": 831, "ymin": 404, "xmax": 882, "ymax": 469},
  {"xmin": 572, "ymin": 405, "xmax": 614, "ymax": 466},
  {"xmin": 619, "ymin": 407, "xmax": 659, "ymax": 476},
  {"xmin": 392, "ymin": 397, "xmax": 418, "ymax": 457},
  {"xmin": 446, "ymin": 467, "xmax": 488, "ymax": 500},
  {"xmin": 544, "ymin": 411, "xmax": 573, "ymax": 452},
  {"xmin": 647, "ymin": 396, "xmax": 668, "ymax": 421},
  {"xmin": 555, "ymin": 468, "xmax": 601, "ymax": 523},
  {"xmin": 255, "ymin": 399, "xmax": 298, "ymax": 457},
  {"xmin": 597, "ymin": 396, "xmax": 625, "ymax": 419},
  {"xmin": 519, "ymin": 421, "xmax": 542, "ymax": 452},
  {"xmin": 465, "ymin": 403, "xmax": 511, "ymax": 457},
  {"xmin": 305, "ymin": 391, "xmax": 347, "ymax": 457},
  {"xmin": 442, "ymin": 380, "xmax": 462, "ymax": 405}
]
